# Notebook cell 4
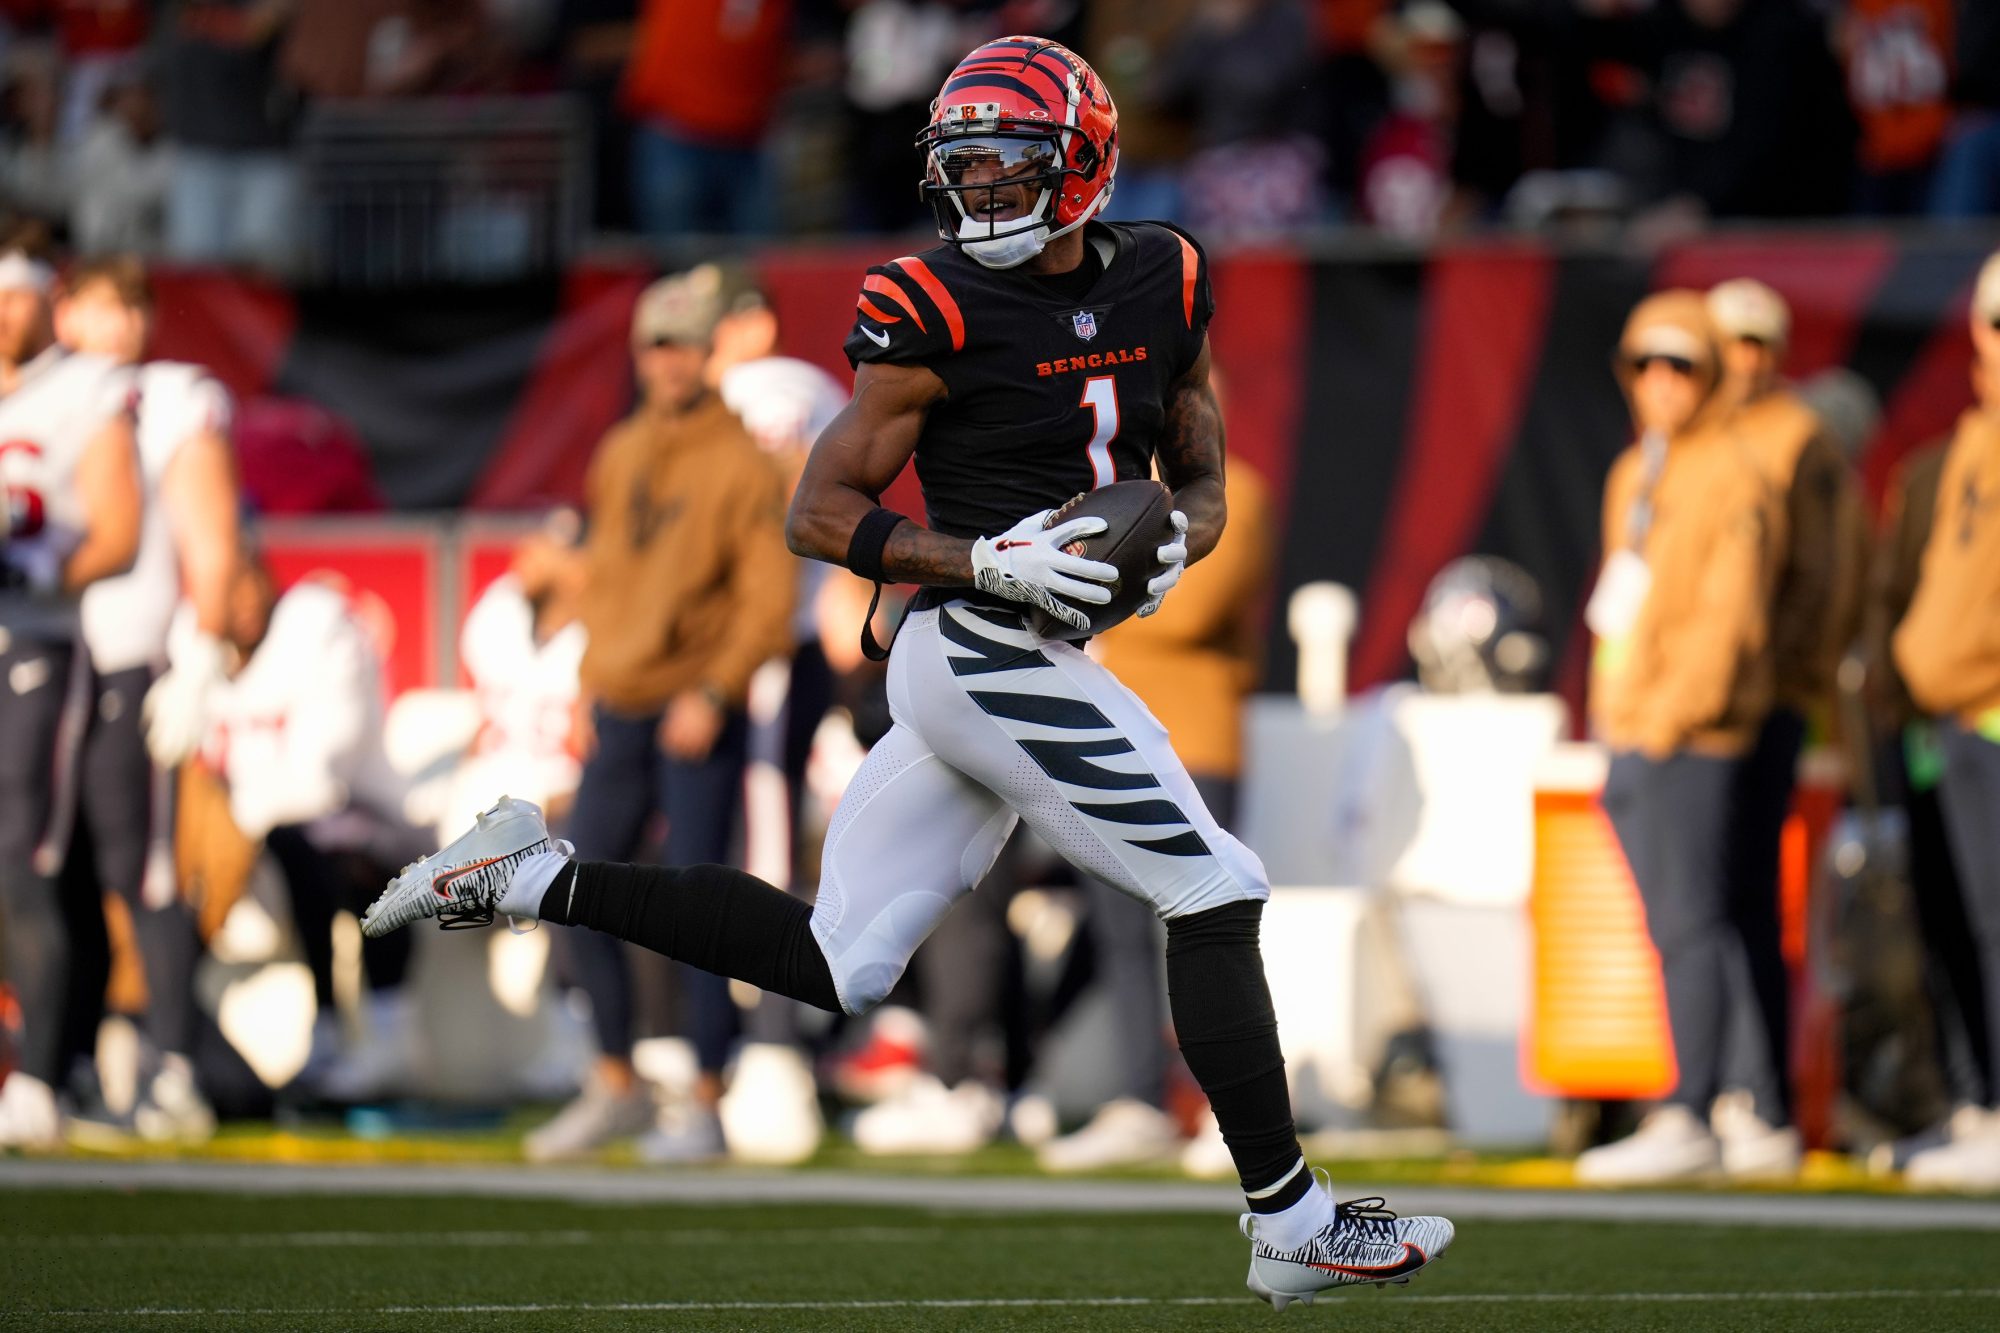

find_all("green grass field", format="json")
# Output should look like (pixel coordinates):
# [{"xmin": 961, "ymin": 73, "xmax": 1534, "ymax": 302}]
[{"xmin": 5, "ymin": 1188, "xmax": 1998, "ymax": 1332}]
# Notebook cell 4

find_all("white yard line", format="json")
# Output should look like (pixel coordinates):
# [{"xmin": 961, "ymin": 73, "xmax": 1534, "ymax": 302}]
[
  {"xmin": 6, "ymin": 1158, "xmax": 2000, "ymax": 1231},
  {"xmin": 30, "ymin": 1291, "xmax": 2000, "ymax": 1317},
  {"xmin": 12, "ymin": 1224, "xmax": 1087, "ymax": 1248}
]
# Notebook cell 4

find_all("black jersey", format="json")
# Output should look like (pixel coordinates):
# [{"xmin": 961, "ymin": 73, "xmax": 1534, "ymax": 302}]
[{"xmin": 842, "ymin": 221, "xmax": 1215, "ymax": 542}]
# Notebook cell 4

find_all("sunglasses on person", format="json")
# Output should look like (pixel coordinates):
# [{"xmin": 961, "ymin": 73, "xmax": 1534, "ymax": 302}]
[{"xmin": 1626, "ymin": 352, "xmax": 1698, "ymax": 376}]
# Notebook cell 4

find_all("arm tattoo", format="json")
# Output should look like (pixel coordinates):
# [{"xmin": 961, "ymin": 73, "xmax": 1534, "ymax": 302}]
[
  {"xmin": 1157, "ymin": 357, "xmax": 1228, "ymax": 562},
  {"xmin": 883, "ymin": 519, "xmax": 977, "ymax": 586}
]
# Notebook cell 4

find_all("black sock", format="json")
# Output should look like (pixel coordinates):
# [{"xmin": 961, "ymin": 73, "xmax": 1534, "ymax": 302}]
[
  {"xmin": 1166, "ymin": 899, "xmax": 1312, "ymax": 1213},
  {"xmin": 540, "ymin": 861, "xmax": 842, "ymax": 1013}
]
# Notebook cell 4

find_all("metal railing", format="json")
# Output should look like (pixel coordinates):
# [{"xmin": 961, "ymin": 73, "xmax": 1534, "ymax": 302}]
[{"xmin": 298, "ymin": 96, "xmax": 592, "ymax": 287}]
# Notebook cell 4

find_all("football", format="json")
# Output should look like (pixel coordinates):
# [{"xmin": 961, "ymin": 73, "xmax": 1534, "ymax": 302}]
[{"xmin": 1027, "ymin": 478, "xmax": 1177, "ymax": 641}]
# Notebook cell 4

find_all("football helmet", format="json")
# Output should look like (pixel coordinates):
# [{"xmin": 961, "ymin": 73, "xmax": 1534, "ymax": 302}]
[
  {"xmin": 916, "ymin": 37, "xmax": 1118, "ymax": 270},
  {"xmin": 1407, "ymin": 556, "xmax": 1550, "ymax": 695}
]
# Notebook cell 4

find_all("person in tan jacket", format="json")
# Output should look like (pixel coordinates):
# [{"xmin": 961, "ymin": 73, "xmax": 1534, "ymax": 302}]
[
  {"xmin": 1886, "ymin": 248, "xmax": 2000, "ymax": 1188},
  {"xmin": 1702, "ymin": 279, "xmax": 1865, "ymax": 1179},
  {"xmin": 530, "ymin": 266, "xmax": 796, "ymax": 1166},
  {"xmin": 1577, "ymin": 290, "xmax": 1791, "ymax": 1186}
]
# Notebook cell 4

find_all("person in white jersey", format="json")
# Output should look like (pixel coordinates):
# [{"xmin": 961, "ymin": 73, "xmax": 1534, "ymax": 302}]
[
  {"xmin": 56, "ymin": 255, "xmax": 239, "ymax": 1142},
  {"xmin": 446, "ymin": 509, "xmax": 588, "ymax": 836},
  {"xmin": 0, "ymin": 235, "xmax": 143, "ymax": 1148},
  {"xmin": 177, "ymin": 546, "xmax": 430, "ymax": 1101}
]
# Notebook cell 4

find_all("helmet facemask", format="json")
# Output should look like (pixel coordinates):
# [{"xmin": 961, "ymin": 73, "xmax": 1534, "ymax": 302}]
[{"xmin": 920, "ymin": 128, "xmax": 1098, "ymax": 269}]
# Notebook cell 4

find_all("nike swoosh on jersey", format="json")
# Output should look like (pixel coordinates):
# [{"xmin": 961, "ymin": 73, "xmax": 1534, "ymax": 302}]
[
  {"xmin": 860, "ymin": 325, "xmax": 891, "ymax": 348},
  {"xmin": 1301, "ymin": 1243, "xmax": 1429, "ymax": 1280}
]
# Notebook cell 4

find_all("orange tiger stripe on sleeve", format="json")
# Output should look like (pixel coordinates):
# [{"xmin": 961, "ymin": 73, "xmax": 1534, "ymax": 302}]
[
  {"xmin": 892, "ymin": 257, "xmax": 965, "ymax": 351},
  {"xmin": 863, "ymin": 274, "xmax": 926, "ymax": 332},
  {"xmin": 857, "ymin": 295, "xmax": 902, "ymax": 324},
  {"xmin": 1173, "ymin": 232, "xmax": 1199, "ymax": 328}
]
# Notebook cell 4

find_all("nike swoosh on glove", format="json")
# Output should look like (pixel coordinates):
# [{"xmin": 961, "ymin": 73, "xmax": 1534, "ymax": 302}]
[
  {"xmin": 970, "ymin": 509, "xmax": 1119, "ymax": 634},
  {"xmin": 143, "ymin": 631, "xmax": 229, "ymax": 768},
  {"xmin": 1137, "ymin": 510, "xmax": 1189, "ymax": 619}
]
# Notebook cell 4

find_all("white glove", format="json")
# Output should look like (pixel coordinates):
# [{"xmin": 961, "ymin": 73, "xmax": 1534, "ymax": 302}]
[
  {"xmin": 1137, "ymin": 510, "xmax": 1189, "ymax": 619},
  {"xmin": 971, "ymin": 508, "xmax": 1119, "ymax": 634},
  {"xmin": 143, "ymin": 631, "xmax": 229, "ymax": 767},
  {"xmin": 1, "ymin": 536, "xmax": 65, "ymax": 596}
]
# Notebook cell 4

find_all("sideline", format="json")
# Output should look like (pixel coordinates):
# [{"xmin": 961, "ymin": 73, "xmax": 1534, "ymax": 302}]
[{"xmin": 5, "ymin": 1157, "xmax": 2000, "ymax": 1231}]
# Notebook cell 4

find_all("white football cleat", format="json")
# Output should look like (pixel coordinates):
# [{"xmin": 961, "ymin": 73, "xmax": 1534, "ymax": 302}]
[
  {"xmin": 1243, "ymin": 1186, "xmax": 1454, "ymax": 1311},
  {"xmin": 362, "ymin": 796, "xmax": 558, "ymax": 938}
]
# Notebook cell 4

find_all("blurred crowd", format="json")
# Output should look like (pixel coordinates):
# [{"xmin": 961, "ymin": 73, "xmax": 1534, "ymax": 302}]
[
  {"xmin": 1, "ymin": 216, "xmax": 1998, "ymax": 1193},
  {"xmin": 0, "ymin": 0, "xmax": 1995, "ymax": 269}
]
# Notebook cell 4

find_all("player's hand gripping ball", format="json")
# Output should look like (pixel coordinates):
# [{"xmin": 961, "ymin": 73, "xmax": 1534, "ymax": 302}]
[{"xmin": 1026, "ymin": 479, "xmax": 1179, "ymax": 641}]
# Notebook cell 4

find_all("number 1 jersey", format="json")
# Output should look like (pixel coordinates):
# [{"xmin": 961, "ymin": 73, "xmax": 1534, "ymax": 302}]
[{"xmin": 842, "ymin": 221, "xmax": 1215, "ymax": 541}]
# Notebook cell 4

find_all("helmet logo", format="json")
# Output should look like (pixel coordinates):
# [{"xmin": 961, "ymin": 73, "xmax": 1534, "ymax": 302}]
[{"xmin": 1072, "ymin": 310, "xmax": 1098, "ymax": 341}]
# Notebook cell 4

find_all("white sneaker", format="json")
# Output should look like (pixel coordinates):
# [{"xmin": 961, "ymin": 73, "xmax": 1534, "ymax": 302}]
[
  {"xmin": 1905, "ymin": 1111, "xmax": 2000, "ymax": 1191},
  {"xmin": 639, "ymin": 1102, "xmax": 728, "ymax": 1165},
  {"xmin": 1871, "ymin": 1104, "xmax": 1994, "ymax": 1177},
  {"xmin": 1243, "ymin": 1180, "xmax": 1454, "ymax": 1311},
  {"xmin": 719, "ymin": 1043, "xmax": 823, "ymax": 1165},
  {"xmin": 0, "ymin": 1072, "xmax": 64, "ymax": 1149},
  {"xmin": 1037, "ymin": 1099, "xmax": 1182, "ymax": 1173},
  {"xmin": 1180, "ymin": 1108, "xmax": 1235, "ymax": 1179},
  {"xmin": 851, "ymin": 1074, "xmax": 1003, "ymax": 1155},
  {"xmin": 132, "ymin": 1055, "xmax": 216, "ymax": 1144},
  {"xmin": 1574, "ymin": 1105, "xmax": 1722, "ymax": 1184},
  {"xmin": 362, "ymin": 797, "xmax": 559, "ymax": 937},
  {"xmin": 1711, "ymin": 1090, "xmax": 1802, "ymax": 1180},
  {"xmin": 522, "ymin": 1073, "xmax": 656, "ymax": 1163},
  {"xmin": 313, "ymin": 992, "xmax": 422, "ymax": 1103}
]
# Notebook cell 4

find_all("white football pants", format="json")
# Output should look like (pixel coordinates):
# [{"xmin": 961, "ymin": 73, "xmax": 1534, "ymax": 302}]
[{"xmin": 810, "ymin": 601, "xmax": 1269, "ymax": 1014}]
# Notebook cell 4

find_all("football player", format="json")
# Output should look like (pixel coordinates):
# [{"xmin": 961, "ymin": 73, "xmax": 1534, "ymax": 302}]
[
  {"xmin": 56, "ymin": 256, "xmax": 238, "ymax": 1142},
  {"xmin": 366, "ymin": 38, "xmax": 1454, "ymax": 1305},
  {"xmin": 0, "ymin": 238, "xmax": 144, "ymax": 1147}
]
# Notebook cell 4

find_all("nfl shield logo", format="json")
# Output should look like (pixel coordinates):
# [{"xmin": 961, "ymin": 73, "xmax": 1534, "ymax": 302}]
[{"xmin": 1072, "ymin": 310, "xmax": 1098, "ymax": 341}]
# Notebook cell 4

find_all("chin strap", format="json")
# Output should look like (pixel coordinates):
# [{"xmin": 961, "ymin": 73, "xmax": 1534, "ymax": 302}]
[{"xmin": 958, "ymin": 216, "xmax": 1051, "ymax": 269}]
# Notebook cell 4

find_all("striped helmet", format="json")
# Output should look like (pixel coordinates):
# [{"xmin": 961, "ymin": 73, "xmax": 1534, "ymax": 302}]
[{"xmin": 915, "ymin": 37, "xmax": 1119, "ymax": 269}]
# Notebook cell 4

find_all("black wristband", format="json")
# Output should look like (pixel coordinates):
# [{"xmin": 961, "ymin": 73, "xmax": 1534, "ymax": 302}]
[{"xmin": 846, "ymin": 506, "xmax": 908, "ymax": 583}]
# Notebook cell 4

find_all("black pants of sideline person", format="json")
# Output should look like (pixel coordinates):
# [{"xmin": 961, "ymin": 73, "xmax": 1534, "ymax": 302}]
[
  {"xmin": 58, "ymin": 666, "xmax": 204, "ymax": 1070},
  {"xmin": 1936, "ymin": 720, "xmax": 2000, "ymax": 1112},
  {"xmin": 1604, "ymin": 747, "xmax": 1785, "ymax": 1121},
  {"xmin": 1903, "ymin": 732, "xmax": 1991, "ymax": 1109},
  {"xmin": 1716, "ymin": 708, "xmax": 1803, "ymax": 1127},
  {"xmin": 555, "ymin": 703, "xmax": 748, "ymax": 1075},
  {"xmin": 0, "ymin": 637, "xmax": 89, "ymax": 1091}
]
